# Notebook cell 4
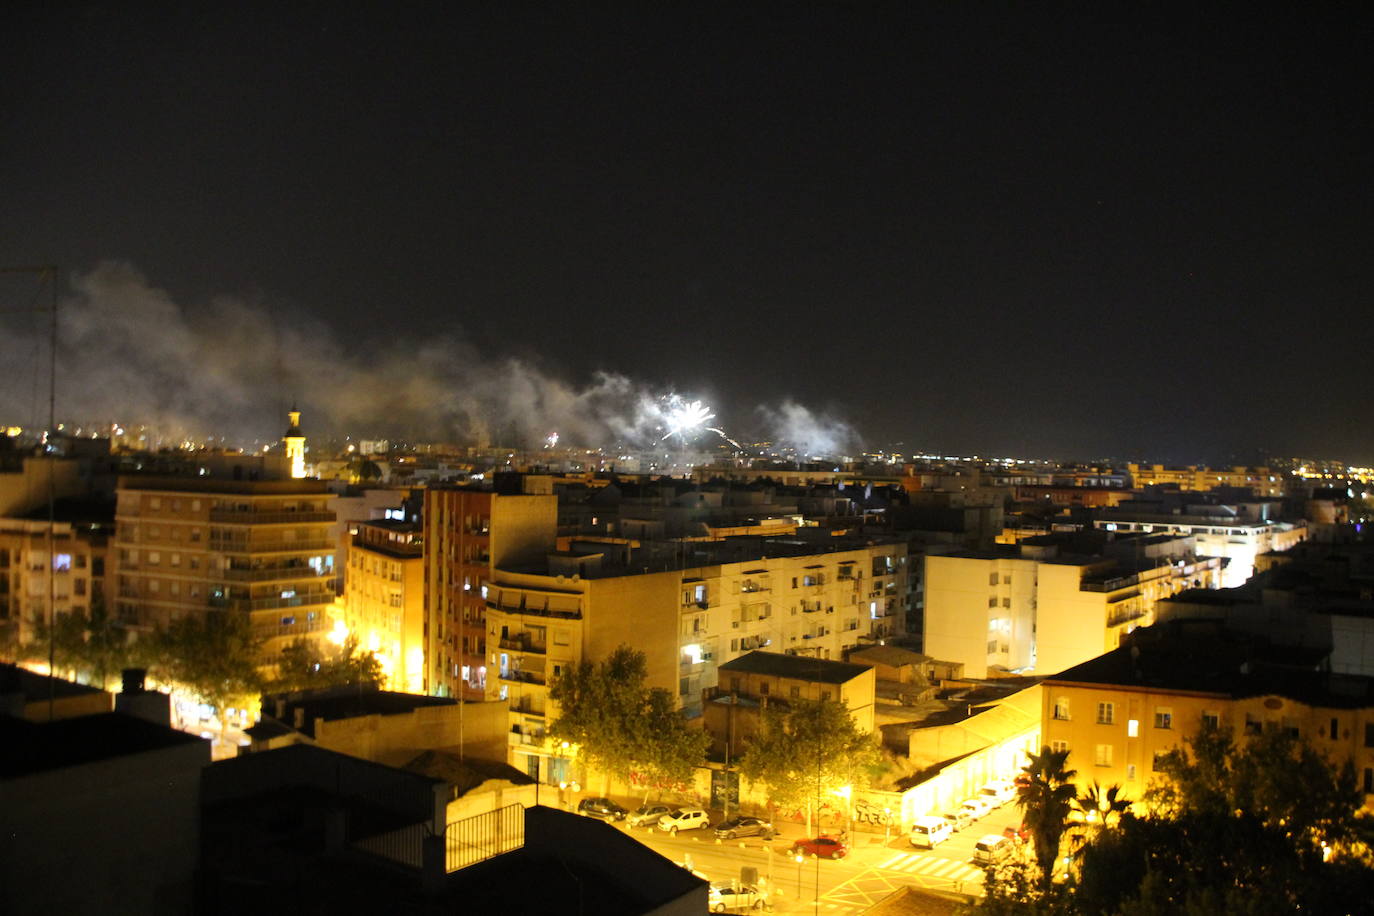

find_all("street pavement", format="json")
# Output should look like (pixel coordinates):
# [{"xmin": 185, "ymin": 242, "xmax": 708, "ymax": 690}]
[{"xmin": 568, "ymin": 794, "xmax": 1028, "ymax": 914}]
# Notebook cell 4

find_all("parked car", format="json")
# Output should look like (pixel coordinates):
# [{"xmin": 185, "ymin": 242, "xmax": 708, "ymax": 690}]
[
  {"xmin": 657, "ymin": 807, "xmax": 711, "ymax": 833},
  {"xmin": 714, "ymin": 815, "xmax": 775, "ymax": 840},
  {"xmin": 790, "ymin": 836, "xmax": 848, "ymax": 859},
  {"xmin": 576, "ymin": 797, "xmax": 627, "ymax": 821},
  {"xmin": 942, "ymin": 809, "xmax": 974, "ymax": 832},
  {"xmin": 1002, "ymin": 822, "xmax": 1030, "ymax": 844},
  {"xmin": 910, "ymin": 814, "xmax": 953, "ymax": 848},
  {"xmin": 977, "ymin": 780, "xmax": 1017, "ymax": 807},
  {"xmin": 627, "ymin": 803, "xmax": 672, "ymax": 827},
  {"xmin": 708, "ymin": 883, "xmax": 765, "ymax": 912},
  {"xmin": 960, "ymin": 797, "xmax": 995, "ymax": 820},
  {"xmin": 973, "ymin": 833, "xmax": 1012, "ymax": 864}
]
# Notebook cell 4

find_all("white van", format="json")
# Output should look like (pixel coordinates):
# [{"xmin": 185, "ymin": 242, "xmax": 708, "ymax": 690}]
[
  {"xmin": 909, "ymin": 815, "xmax": 953, "ymax": 848},
  {"xmin": 972, "ymin": 833, "xmax": 1011, "ymax": 864}
]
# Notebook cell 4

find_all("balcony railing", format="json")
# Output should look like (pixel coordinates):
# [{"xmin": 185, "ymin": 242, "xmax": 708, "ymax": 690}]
[
  {"xmin": 210, "ymin": 538, "xmax": 335, "ymax": 553},
  {"xmin": 254, "ymin": 618, "xmax": 326, "ymax": 639},
  {"xmin": 227, "ymin": 593, "xmax": 334, "ymax": 612},
  {"xmin": 209, "ymin": 510, "xmax": 335, "ymax": 524},
  {"xmin": 445, "ymin": 804, "xmax": 524, "ymax": 873},
  {"xmin": 499, "ymin": 636, "xmax": 547, "ymax": 655},
  {"xmin": 221, "ymin": 566, "xmax": 330, "ymax": 582},
  {"xmin": 499, "ymin": 669, "xmax": 546, "ymax": 686}
]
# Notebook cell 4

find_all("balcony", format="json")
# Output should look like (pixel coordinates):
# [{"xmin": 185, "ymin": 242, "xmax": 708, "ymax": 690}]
[
  {"xmin": 253, "ymin": 617, "xmax": 325, "ymax": 640},
  {"xmin": 499, "ymin": 635, "xmax": 546, "ymax": 655},
  {"xmin": 221, "ymin": 566, "xmax": 330, "ymax": 582},
  {"xmin": 209, "ymin": 510, "xmax": 335, "ymax": 524},
  {"xmin": 509, "ymin": 727, "xmax": 547, "ymax": 747},
  {"xmin": 509, "ymin": 699, "xmax": 546, "ymax": 717},
  {"xmin": 499, "ymin": 669, "xmax": 546, "ymax": 686},
  {"xmin": 227, "ymin": 592, "xmax": 333, "ymax": 612},
  {"xmin": 211, "ymin": 537, "xmax": 335, "ymax": 554}
]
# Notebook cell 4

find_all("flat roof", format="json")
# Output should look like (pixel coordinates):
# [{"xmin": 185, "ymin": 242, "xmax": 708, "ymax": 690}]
[
  {"xmin": 262, "ymin": 687, "xmax": 456, "ymax": 738},
  {"xmin": 1, "ymin": 712, "xmax": 206, "ymax": 779},
  {"xmin": 719, "ymin": 650, "xmax": 871, "ymax": 684}
]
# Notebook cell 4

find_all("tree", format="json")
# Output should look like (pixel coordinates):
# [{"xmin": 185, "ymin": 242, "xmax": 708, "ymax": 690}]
[
  {"xmin": 148, "ymin": 611, "xmax": 263, "ymax": 742},
  {"xmin": 269, "ymin": 634, "xmax": 384, "ymax": 693},
  {"xmin": 549, "ymin": 645, "xmax": 708, "ymax": 796},
  {"xmin": 1016, "ymin": 746, "xmax": 1078, "ymax": 888},
  {"xmin": 25, "ymin": 600, "xmax": 137, "ymax": 690},
  {"xmin": 737, "ymin": 696, "xmax": 881, "ymax": 833}
]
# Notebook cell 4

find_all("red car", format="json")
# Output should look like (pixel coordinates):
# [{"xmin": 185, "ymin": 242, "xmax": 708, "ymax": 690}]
[
  {"xmin": 790, "ymin": 836, "xmax": 848, "ymax": 859},
  {"xmin": 1003, "ymin": 822, "xmax": 1030, "ymax": 843}
]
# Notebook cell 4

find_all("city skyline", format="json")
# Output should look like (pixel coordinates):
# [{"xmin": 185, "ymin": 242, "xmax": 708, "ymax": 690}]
[{"xmin": 3, "ymin": 5, "xmax": 1371, "ymax": 463}]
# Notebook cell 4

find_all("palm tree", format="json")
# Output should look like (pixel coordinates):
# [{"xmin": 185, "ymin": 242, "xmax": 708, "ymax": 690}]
[
  {"xmin": 1075, "ymin": 780, "xmax": 1131, "ymax": 829},
  {"xmin": 1016, "ymin": 746, "xmax": 1078, "ymax": 888}
]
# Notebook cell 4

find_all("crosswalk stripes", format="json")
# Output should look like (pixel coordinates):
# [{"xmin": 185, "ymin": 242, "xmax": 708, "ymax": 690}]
[{"xmin": 875, "ymin": 851, "xmax": 983, "ymax": 883}]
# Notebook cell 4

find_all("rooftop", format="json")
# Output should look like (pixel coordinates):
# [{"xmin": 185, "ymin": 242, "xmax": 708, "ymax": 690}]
[
  {"xmin": 0, "ymin": 711, "xmax": 206, "ymax": 779},
  {"xmin": 259, "ymin": 686, "xmax": 456, "ymax": 738},
  {"xmin": 719, "ymin": 650, "xmax": 872, "ymax": 684}
]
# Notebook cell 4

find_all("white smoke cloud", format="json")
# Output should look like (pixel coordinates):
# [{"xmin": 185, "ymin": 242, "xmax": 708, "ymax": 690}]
[{"xmin": 0, "ymin": 261, "xmax": 860, "ymax": 455}]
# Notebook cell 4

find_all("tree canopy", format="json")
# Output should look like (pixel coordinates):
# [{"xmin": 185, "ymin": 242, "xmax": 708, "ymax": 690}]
[
  {"xmin": 269, "ymin": 634, "xmax": 384, "ymax": 693},
  {"xmin": 548, "ymin": 645, "xmax": 708, "ymax": 795},
  {"xmin": 147, "ymin": 611, "xmax": 263, "ymax": 730},
  {"xmin": 967, "ymin": 725, "xmax": 1374, "ymax": 916},
  {"xmin": 737, "ymin": 694, "xmax": 881, "ymax": 825}
]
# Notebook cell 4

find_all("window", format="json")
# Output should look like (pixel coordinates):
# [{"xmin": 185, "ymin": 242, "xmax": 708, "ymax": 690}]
[
  {"xmin": 759, "ymin": 682, "xmax": 769, "ymax": 696},
  {"xmin": 1053, "ymin": 698, "xmax": 1070, "ymax": 721},
  {"xmin": 1002, "ymin": 574, "xmax": 1011, "ymax": 585},
  {"xmin": 53, "ymin": 553, "xmax": 72, "ymax": 571},
  {"xmin": 820, "ymin": 690, "xmax": 831, "ymax": 702},
  {"xmin": 1154, "ymin": 708, "xmax": 1173, "ymax": 730},
  {"xmin": 1152, "ymin": 751, "xmax": 1168, "ymax": 771},
  {"xmin": 790, "ymin": 686, "xmax": 801, "ymax": 698},
  {"xmin": 987, "ymin": 596, "xmax": 998, "ymax": 608},
  {"xmin": 989, "ymin": 572, "xmax": 998, "ymax": 586},
  {"xmin": 1127, "ymin": 764, "xmax": 1136, "ymax": 781},
  {"xmin": 1127, "ymin": 719, "xmax": 1139, "ymax": 738},
  {"xmin": 1365, "ymin": 723, "xmax": 1374, "ymax": 748},
  {"xmin": 1202, "ymin": 711, "xmax": 1220, "ymax": 730},
  {"xmin": 1331, "ymin": 718, "xmax": 1340, "ymax": 740},
  {"xmin": 1001, "ymin": 597, "xmax": 1011, "ymax": 608},
  {"xmin": 1095, "ymin": 744, "xmax": 1114, "ymax": 767},
  {"xmin": 1051, "ymin": 740, "xmax": 1069, "ymax": 754},
  {"xmin": 147, "ymin": 552, "xmax": 160, "ymax": 565},
  {"xmin": 75, "ymin": 579, "xmax": 86, "ymax": 596},
  {"xmin": 1365, "ymin": 768, "xmax": 1373, "ymax": 795},
  {"xmin": 1096, "ymin": 702, "xmax": 1115, "ymax": 725}
]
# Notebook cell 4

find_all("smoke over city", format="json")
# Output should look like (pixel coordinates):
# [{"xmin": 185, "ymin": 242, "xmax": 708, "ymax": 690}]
[{"xmin": 0, "ymin": 262, "xmax": 859, "ymax": 456}]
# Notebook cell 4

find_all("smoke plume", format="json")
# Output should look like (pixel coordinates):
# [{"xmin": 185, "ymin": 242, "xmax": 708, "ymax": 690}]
[{"xmin": 0, "ymin": 262, "xmax": 859, "ymax": 455}]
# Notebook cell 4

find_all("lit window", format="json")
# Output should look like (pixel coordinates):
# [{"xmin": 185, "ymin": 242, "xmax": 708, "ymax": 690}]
[
  {"xmin": 1127, "ymin": 719, "xmax": 1139, "ymax": 737},
  {"xmin": 1094, "ymin": 744, "xmax": 1113, "ymax": 767},
  {"xmin": 1053, "ymin": 698, "xmax": 1070, "ymax": 721}
]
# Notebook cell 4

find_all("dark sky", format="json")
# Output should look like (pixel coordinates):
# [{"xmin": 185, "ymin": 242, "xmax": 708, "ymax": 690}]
[{"xmin": 2, "ymin": 3, "xmax": 1370, "ymax": 463}]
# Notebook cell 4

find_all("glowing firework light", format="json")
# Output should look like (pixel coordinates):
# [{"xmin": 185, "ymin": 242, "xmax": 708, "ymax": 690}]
[{"xmin": 658, "ymin": 395, "xmax": 743, "ymax": 449}]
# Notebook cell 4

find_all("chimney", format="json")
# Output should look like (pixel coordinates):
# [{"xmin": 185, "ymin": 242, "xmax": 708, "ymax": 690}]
[
  {"xmin": 115, "ymin": 667, "xmax": 170, "ymax": 728},
  {"xmin": 293, "ymin": 706, "xmax": 306, "ymax": 730}
]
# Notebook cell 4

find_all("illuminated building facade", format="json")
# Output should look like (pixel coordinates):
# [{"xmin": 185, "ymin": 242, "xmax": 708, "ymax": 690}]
[
  {"xmin": 1092, "ymin": 514, "xmax": 1306, "ymax": 588},
  {"xmin": 485, "ymin": 534, "xmax": 907, "ymax": 781},
  {"xmin": 342, "ymin": 519, "xmax": 424, "ymax": 692},
  {"xmin": 1126, "ymin": 463, "xmax": 1285, "ymax": 497},
  {"xmin": 0, "ymin": 519, "xmax": 106, "ymax": 645},
  {"xmin": 283, "ymin": 406, "xmax": 307, "ymax": 480},
  {"xmin": 924, "ymin": 534, "xmax": 1224, "ymax": 678},
  {"xmin": 423, "ymin": 483, "xmax": 558, "ymax": 700},
  {"xmin": 112, "ymin": 477, "xmax": 337, "ymax": 658},
  {"xmin": 1041, "ymin": 623, "xmax": 1374, "ymax": 808}
]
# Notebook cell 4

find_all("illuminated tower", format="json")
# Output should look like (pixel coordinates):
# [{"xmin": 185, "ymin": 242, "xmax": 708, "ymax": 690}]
[{"xmin": 283, "ymin": 405, "xmax": 307, "ymax": 479}]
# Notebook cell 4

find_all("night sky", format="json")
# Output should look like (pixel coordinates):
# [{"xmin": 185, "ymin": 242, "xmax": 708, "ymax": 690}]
[{"xmin": 2, "ymin": 4, "xmax": 1370, "ymax": 463}]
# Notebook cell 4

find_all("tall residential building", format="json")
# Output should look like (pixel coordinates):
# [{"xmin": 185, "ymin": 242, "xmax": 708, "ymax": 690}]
[
  {"xmin": 342, "ymin": 519, "xmax": 425, "ymax": 692},
  {"xmin": 423, "ymin": 482, "xmax": 558, "ymax": 700},
  {"xmin": 485, "ymin": 533, "xmax": 908, "ymax": 783},
  {"xmin": 0, "ymin": 518, "xmax": 107, "ymax": 644},
  {"xmin": 112, "ymin": 477, "xmax": 337, "ymax": 657},
  {"xmin": 923, "ymin": 533, "xmax": 1224, "ymax": 678},
  {"xmin": 1092, "ymin": 512, "xmax": 1306, "ymax": 587},
  {"xmin": 1126, "ymin": 463, "xmax": 1285, "ymax": 497}
]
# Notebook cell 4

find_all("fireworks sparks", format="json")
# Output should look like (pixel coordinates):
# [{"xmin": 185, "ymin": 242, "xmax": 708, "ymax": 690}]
[
  {"xmin": 658, "ymin": 395, "xmax": 742, "ymax": 449},
  {"xmin": 545, "ymin": 431, "xmax": 559, "ymax": 449}
]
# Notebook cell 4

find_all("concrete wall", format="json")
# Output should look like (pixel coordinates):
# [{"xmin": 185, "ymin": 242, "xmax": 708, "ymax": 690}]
[
  {"xmin": 0, "ymin": 739, "xmax": 208, "ymax": 915},
  {"xmin": 314, "ymin": 699, "xmax": 509, "ymax": 767}
]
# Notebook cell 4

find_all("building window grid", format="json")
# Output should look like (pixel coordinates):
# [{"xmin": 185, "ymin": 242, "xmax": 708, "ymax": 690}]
[{"xmin": 1096, "ymin": 702, "xmax": 1114, "ymax": 725}]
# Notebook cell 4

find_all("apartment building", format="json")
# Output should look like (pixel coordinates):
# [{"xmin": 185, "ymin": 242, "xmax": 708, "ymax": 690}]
[
  {"xmin": 1093, "ymin": 512, "xmax": 1306, "ymax": 587},
  {"xmin": 112, "ymin": 477, "xmax": 337, "ymax": 657},
  {"xmin": 1125, "ymin": 463, "xmax": 1285, "ymax": 497},
  {"xmin": 924, "ymin": 533, "xmax": 1223, "ymax": 678},
  {"xmin": 0, "ymin": 518, "xmax": 107, "ymax": 644},
  {"xmin": 1041, "ymin": 621, "xmax": 1374, "ymax": 807},
  {"xmin": 423, "ymin": 483, "xmax": 558, "ymax": 700},
  {"xmin": 703, "ymin": 650, "xmax": 876, "ymax": 756},
  {"xmin": 484, "ymin": 533, "xmax": 908, "ymax": 781},
  {"xmin": 343, "ymin": 519, "xmax": 424, "ymax": 692}
]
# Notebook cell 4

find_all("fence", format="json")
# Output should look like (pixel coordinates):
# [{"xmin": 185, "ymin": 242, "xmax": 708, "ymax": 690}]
[{"xmin": 445, "ymin": 803, "xmax": 525, "ymax": 872}]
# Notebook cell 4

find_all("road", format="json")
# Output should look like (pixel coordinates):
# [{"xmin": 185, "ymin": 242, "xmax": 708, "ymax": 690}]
[{"xmin": 599, "ymin": 804, "xmax": 1029, "ymax": 914}]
